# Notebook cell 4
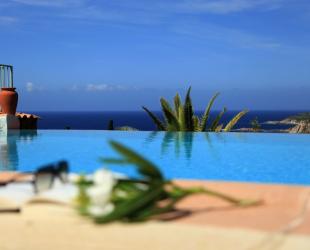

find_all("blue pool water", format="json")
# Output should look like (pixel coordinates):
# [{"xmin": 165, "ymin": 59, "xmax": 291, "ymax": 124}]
[{"xmin": 1, "ymin": 130, "xmax": 310, "ymax": 185}]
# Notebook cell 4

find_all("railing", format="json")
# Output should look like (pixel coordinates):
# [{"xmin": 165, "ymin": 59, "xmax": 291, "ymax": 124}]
[{"xmin": 0, "ymin": 64, "xmax": 14, "ymax": 88}]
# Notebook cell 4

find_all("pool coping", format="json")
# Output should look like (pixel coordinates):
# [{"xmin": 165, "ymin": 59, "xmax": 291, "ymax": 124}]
[
  {"xmin": 173, "ymin": 180, "xmax": 310, "ymax": 235},
  {"xmin": 1, "ymin": 179, "xmax": 310, "ymax": 250}
]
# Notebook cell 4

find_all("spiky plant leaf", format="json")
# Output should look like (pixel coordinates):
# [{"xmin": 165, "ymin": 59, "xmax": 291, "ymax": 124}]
[
  {"xmin": 160, "ymin": 97, "xmax": 175, "ymax": 116},
  {"xmin": 178, "ymin": 105, "xmax": 186, "ymax": 131},
  {"xmin": 102, "ymin": 141, "xmax": 163, "ymax": 180},
  {"xmin": 210, "ymin": 107, "xmax": 227, "ymax": 131},
  {"xmin": 183, "ymin": 87, "xmax": 194, "ymax": 131},
  {"xmin": 174, "ymin": 93, "xmax": 182, "ymax": 119},
  {"xmin": 199, "ymin": 92, "xmax": 220, "ymax": 132},
  {"xmin": 160, "ymin": 98, "xmax": 180, "ymax": 131},
  {"xmin": 142, "ymin": 106, "xmax": 166, "ymax": 131},
  {"xmin": 193, "ymin": 115, "xmax": 200, "ymax": 132},
  {"xmin": 223, "ymin": 110, "xmax": 249, "ymax": 132}
]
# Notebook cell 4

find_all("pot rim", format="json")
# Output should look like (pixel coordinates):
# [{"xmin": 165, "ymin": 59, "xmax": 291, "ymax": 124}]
[{"xmin": 1, "ymin": 87, "xmax": 16, "ymax": 91}]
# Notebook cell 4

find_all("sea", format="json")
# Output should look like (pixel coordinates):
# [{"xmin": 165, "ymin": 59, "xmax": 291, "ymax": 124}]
[{"xmin": 30, "ymin": 110, "xmax": 305, "ymax": 131}]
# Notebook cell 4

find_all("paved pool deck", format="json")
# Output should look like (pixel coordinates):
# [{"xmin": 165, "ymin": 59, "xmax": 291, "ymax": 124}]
[{"xmin": 0, "ymin": 180, "xmax": 309, "ymax": 250}]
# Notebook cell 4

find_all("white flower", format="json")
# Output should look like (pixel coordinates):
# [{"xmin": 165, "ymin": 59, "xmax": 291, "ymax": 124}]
[
  {"xmin": 93, "ymin": 169, "xmax": 116, "ymax": 192},
  {"xmin": 88, "ymin": 203, "xmax": 115, "ymax": 217},
  {"xmin": 68, "ymin": 173, "xmax": 81, "ymax": 183},
  {"xmin": 87, "ymin": 185, "xmax": 111, "ymax": 207},
  {"xmin": 85, "ymin": 168, "xmax": 117, "ymax": 217}
]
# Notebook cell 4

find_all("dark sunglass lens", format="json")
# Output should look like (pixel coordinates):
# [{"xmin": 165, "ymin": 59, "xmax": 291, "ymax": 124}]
[
  {"xmin": 58, "ymin": 161, "xmax": 69, "ymax": 183},
  {"xmin": 34, "ymin": 172, "xmax": 53, "ymax": 193}
]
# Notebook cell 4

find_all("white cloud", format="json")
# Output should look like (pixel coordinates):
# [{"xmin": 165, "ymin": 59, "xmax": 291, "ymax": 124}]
[
  {"xmin": 3, "ymin": 0, "xmax": 284, "ymax": 50},
  {"xmin": 26, "ymin": 82, "xmax": 34, "ymax": 92},
  {"xmin": 171, "ymin": 0, "xmax": 283, "ymax": 14},
  {"xmin": 57, "ymin": 0, "xmax": 285, "ymax": 27},
  {"xmin": 86, "ymin": 84, "xmax": 137, "ymax": 92},
  {"xmin": 25, "ymin": 82, "xmax": 44, "ymax": 92},
  {"xmin": 0, "ymin": 16, "xmax": 18, "ymax": 25},
  {"xmin": 171, "ymin": 21, "xmax": 281, "ymax": 49},
  {"xmin": 68, "ymin": 84, "xmax": 79, "ymax": 91}
]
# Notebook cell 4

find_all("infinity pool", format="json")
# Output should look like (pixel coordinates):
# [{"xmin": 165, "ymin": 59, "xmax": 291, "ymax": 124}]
[{"xmin": 1, "ymin": 130, "xmax": 310, "ymax": 185}]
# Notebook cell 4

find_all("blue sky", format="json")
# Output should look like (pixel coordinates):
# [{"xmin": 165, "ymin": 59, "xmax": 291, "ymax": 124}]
[{"xmin": 0, "ymin": 0, "xmax": 309, "ymax": 111}]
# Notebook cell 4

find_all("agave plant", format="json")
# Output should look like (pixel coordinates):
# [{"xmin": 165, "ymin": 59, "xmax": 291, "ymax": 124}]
[{"xmin": 142, "ymin": 87, "xmax": 248, "ymax": 132}]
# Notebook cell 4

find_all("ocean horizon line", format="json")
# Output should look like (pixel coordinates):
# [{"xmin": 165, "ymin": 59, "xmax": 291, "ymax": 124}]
[{"xmin": 23, "ymin": 110, "xmax": 309, "ymax": 113}]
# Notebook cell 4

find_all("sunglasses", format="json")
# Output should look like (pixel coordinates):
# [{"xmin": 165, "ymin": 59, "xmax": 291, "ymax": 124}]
[
  {"xmin": 33, "ymin": 161, "xmax": 69, "ymax": 193},
  {"xmin": 0, "ymin": 161, "xmax": 69, "ymax": 193}
]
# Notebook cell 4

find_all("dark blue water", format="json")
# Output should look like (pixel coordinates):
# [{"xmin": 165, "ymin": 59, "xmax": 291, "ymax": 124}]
[{"xmin": 30, "ymin": 111, "xmax": 303, "ymax": 131}]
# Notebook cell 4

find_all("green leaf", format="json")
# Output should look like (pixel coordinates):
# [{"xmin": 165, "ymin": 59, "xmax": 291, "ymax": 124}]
[
  {"xmin": 111, "ymin": 181, "xmax": 147, "ymax": 203},
  {"xmin": 105, "ymin": 141, "xmax": 163, "ymax": 180},
  {"xmin": 192, "ymin": 116, "xmax": 200, "ymax": 132},
  {"xmin": 200, "ymin": 92, "xmax": 220, "ymax": 132},
  {"xmin": 174, "ymin": 93, "xmax": 182, "ymax": 119},
  {"xmin": 127, "ymin": 196, "xmax": 181, "ymax": 222},
  {"xmin": 215, "ymin": 124, "xmax": 223, "ymax": 132},
  {"xmin": 142, "ymin": 106, "xmax": 166, "ymax": 131},
  {"xmin": 178, "ymin": 105, "xmax": 186, "ymax": 131},
  {"xmin": 183, "ymin": 87, "xmax": 194, "ymax": 131},
  {"xmin": 160, "ymin": 98, "xmax": 180, "ymax": 131},
  {"xmin": 223, "ymin": 110, "xmax": 249, "ymax": 132},
  {"xmin": 99, "ymin": 158, "xmax": 128, "ymax": 164},
  {"xmin": 210, "ymin": 107, "xmax": 227, "ymax": 131},
  {"xmin": 95, "ymin": 183, "xmax": 164, "ymax": 223}
]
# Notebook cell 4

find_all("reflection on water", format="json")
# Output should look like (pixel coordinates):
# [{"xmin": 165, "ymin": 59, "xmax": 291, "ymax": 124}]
[
  {"xmin": 0, "ymin": 130, "xmax": 38, "ymax": 171},
  {"xmin": 145, "ymin": 131, "xmax": 195, "ymax": 160},
  {"xmin": 145, "ymin": 131, "xmax": 249, "ymax": 162}
]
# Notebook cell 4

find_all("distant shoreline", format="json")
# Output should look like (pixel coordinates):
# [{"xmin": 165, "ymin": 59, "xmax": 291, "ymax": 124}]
[
  {"xmin": 254, "ymin": 113, "xmax": 310, "ymax": 134},
  {"xmin": 19, "ymin": 110, "xmax": 309, "ymax": 133}
]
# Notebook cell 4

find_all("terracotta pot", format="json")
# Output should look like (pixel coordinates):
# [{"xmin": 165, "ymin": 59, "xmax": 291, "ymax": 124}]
[{"xmin": 0, "ymin": 88, "xmax": 18, "ymax": 115}]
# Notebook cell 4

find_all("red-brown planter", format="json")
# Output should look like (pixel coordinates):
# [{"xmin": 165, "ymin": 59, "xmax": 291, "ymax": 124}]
[{"xmin": 0, "ymin": 88, "xmax": 18, "ymax": 115}]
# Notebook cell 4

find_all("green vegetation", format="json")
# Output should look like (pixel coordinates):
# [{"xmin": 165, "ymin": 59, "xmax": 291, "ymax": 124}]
[
  {"xmin": 106, "ymin": 119, "xmax": 138, "ymax": 131},
  {"xmin": 250, "ymin": 117, "xmax": 261, "ymax": 131},
  {"xmin": 142, "ymin": 87, "xmax": 248, "ymax": 132},
  {"xmin": 287, "ymin": 112, "xmax": 310, "ymax": 122},
  {"xmin": 76, "ymin": 141, "xmax": 260, "ymax": 223}
]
